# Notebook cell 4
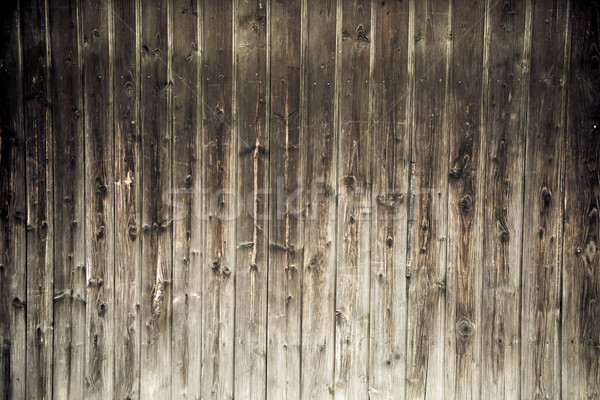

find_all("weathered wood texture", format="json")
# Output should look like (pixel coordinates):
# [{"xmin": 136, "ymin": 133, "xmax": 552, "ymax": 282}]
[{"xmin": 1, "ymin": 0, "xmax": 599, "ymax": 399}]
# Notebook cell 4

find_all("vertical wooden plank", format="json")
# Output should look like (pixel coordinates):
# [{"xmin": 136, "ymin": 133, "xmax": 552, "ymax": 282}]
[
  {"xmin": 481, "ymin": 0, "xmax": 530, "ymax": 398},
  {"xmin": 49, "ymin": 0, "xmax": 85, "ymax": 397},
  {"xmin": 562, "ymin": 0, "xmax": 600, "ymax": 398},
  {"xmin": 113, "ymin": 0, "xmax": 142, "ymax": 397},
  {"xmin": 521, "ymin": 0, "xmax": 569, "ymax": 398},
  {"xmin": 139, "ymin": 0, "xmax": 172, "ymax": 397},
  {"xmin": 0, "ymin": 1, "xmax": 26, "ymax": 398},
  {"xmin": 405, "ymin": 0, "xmax": 450, "ymax": 398},
  {"xmin": 334, "ymin": 0, "xmax": 371, "ymax": 398},
  {"xmin": 82, "ymin": 0, "xmax": 115, "ymax": 397},
  {"xmin": 300, "ymin": 0, "xmax": 337, "ymax": 398},
  {"xmin": 22, "ymin": 0, "xmax": 54, "ymax": 397},
  {"xmin": 266, "ymin": 0, "xmax": 303, "ymax": 397},
  {"xmin": 444, "ymin": 0, "xmax": 486, "ymax": 398},
  {"xmin": 171, "ymin": 0, "xmax": 201, "ymax": 398},
  {"xmin": 233, "ymin": 0, "xmax": 269, "ymax": 398},
  {"xmin": 200, "ymin": 1, "xmax": 235, "ymax": 398},
  {"xmin": 368, "ymin": 0, "xmax": 410, "ymax": 398}
]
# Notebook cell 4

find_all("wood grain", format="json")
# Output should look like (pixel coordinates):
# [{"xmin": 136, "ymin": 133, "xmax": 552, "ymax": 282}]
[{"xmin": 49, "ymin": 0, "xmax": 85, "ymax": 397}]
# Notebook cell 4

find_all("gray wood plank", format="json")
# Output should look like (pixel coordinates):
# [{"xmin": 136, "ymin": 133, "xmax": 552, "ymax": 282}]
[
  {"xmin": 113, "ymin": 0, "xmax": 142, "ymax": 397},
  {"xmin": 48, "ymin": 0, "xmax": 86, "ymax": 397},
  {"xmin": 405, "ymin": 0, "xmax": 450, "ymax": 398},
  {"xmin": 81, "ymin": 0, "xmax": 115, "ymax": 396},
  {"xmin": 0, "ymin": 1, "xmax": 26, "ymax": 398},
  {"xmin": 334, "ymin": 0, "xmax": 372, "ymax": 398},
  {"xmin": 520, "ymin": 0, "xmax": 570, "ymax": 397},
  {"xmin": 368, "ymin": 0, "xmax": 411, "ymax": 398},
  {"xmin": 444, "ymin": 0, "xmax": 486, "ymax": 397},
  {"xmin": 139, "ymin": 0, "xmax": 172, "ymax": 397},
  {"xmin": 233, "ymin": 0, "xmax": 269, "ymax": 398},
  {"xmin": 300, "ymin": 0, "xmax": 338, "ymax": 398},
  {"xmin": 266, "ymin": 0, "xmax": 303, "ymax": 397},
  {"xmin": 562, "ymin": 0, "xmax": 600, "ymax": 398},
  {"xmin": 200, "ymin": 1, "xmax": 236, "ymax": 398},
  {"xmin": 481, "ymin": 0, "xmax": 530, "ymax": 398},
  {"xmin": 22, "ymin": 0, "xmax": 54, "ymax": 397}
]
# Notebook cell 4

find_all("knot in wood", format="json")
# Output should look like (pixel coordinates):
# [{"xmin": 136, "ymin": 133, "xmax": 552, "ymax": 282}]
[
  {"xmin": 456, "ymin": 319, "xmax": 474, "ymax": 342},
  {"xmin": 541, "ymin": 187, "xmax": 552, "ymax": 207},
  {"xmin": 459, "ymin": 194, "xmax": 473, "ymax": 213}
]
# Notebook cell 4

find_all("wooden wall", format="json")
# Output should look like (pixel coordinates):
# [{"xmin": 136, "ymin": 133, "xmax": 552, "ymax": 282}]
[{"xmin": 0, "ymin": 0, "xmax": 598, "ymax": 399}]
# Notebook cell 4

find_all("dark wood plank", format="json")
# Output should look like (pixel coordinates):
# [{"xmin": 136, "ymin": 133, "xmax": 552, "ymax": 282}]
[
  {"xmin": 334, "ymin": 0, "xmax": 371, "ymax": 398},
  {"xmin": 0, "ymin": 1, "xmax": 26, "ymax": 398},
  {"xmin": 266, "ymin": 0, "xmax": 303, "ymax": 397},
  {"xmin": 171, "ymin": 0, "xmax": 201, "ymax": 398},
  {"xmin": 139, "ymin": 0, "xmax": 172, "ymax": 397},
  {"xmin": 562, "ymin": 0, "xmax": 600, "ymax": 398},
  {"xmin": 113, "ymin": 0, "xmax": 142, "ymax": 398},
  {"xmin": 405, "ymin": 0, "xmax": 450, "ymax": 397},
  {"xmin": 300, "ymin": 0, "xmax": 338, "ymax": 398},
  {"xmin": 368, "ymin": 0, "xmax": 410, "ymax": 398},
  {"xmin": 481, "ymin": 0, "xmax": 529, "ymax": 397},
  {"xmin": 444, "ymin": 0, "xmax": 485, "ymax": 397},
  {"xmin": 200, "ymin": 1, "xmax": 235, "ymax": 398},
  {"xmin": 81, "ymin": 0, "xmax": 115, "ymax": 396},
  {"xmin": 233, "ymin": 0, "xmax": 269, "ymax": 398},
  {"xmin": 22, "ymin": 0, "xmax": 54, "ymax": 397},
  {"xmin": 520, "ymin": 0, "xmax": 569, "ymax": 397},
  {"xmin": 48, "ymin": 0, "xmax": 85, "ymax": 397}
]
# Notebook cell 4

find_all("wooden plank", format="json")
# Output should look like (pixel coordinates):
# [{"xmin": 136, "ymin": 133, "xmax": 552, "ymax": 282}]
[
  {"xmin": 333, "ymin": 0, "xmax": 371, "ymax": 398},
  {"xmin": 171, "ymin": 0, "xmax": 201, "ymax": 398},
  {"xmin": 233, "ymin": 0, "xmax": 269, "ymax": 398},
  {"xmin": 139, "ymin": 0, "xmax": 172, "ymax": 397},
  {"xmin": 368, "ymin": 0, "xmax": 410, "ymax": 398},
  {"xmin": 405, "ymin": 0, "xmax": 450, "ymax": 398},
  {"xmin": 300, "ymin": 0, "xmax": 338, "ymax": 398},
  {"xmin": 480, "ymin": 0, "xmax": 530, "ymax": 398},
  {"xmin": 562, "ymin": 0, "xmax": 600, "ymax": 398},
  {"xmin": 444, "ymin": 0, "xmax": 485, "ymax": 398},
  {"xmin": 22, "ymin": 0, "xmax": 54, "ymax": 397},
  {"xmin": 520, "ymin": 0, "xmax": 569, "ymax": 398},
  {"xmin": 200, "ymin": 1, "xmax": 235, "ymax": 398},
  {"xmin": 113, "ymin": 0, "xmax": 142, "ymax": 398},
  {"xmin": 266, "ymin": 0, "xmax": 303, "ymax": 397},
  {"xmin": 0, "ymin": 1, "xmax": 26, "ymax": 398},
  {"xmin": 48, "ymin": 0, "xmax": 86, "ymax": 397},
  {"xmin": 81, "ymin": 0, "xmax": 115, "ymax": 397}
]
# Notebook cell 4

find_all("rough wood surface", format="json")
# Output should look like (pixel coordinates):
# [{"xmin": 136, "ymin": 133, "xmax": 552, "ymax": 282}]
[
  {"xmin": 300, "ymin": 0, "xmax": 338, "ymax": 398},
  {"xmin": 139, "ymin": 0, "xmax": 172, "ymax": 397},
  {"xmin": 444, "ymin": 0, "xmax": 486, "ymax": 397},
  {"xmin": 0, "ymin": 1, "xmax": 25, "ymax": 399},
  {"xmin": 200, "ymin": 1, "xmax": 235, "ymax": 398},
  {"xmin": 233, "ymin": 0, "xmax": 269, "ymax": 398},
  {"xmin": 405, "ymin": 0, "xmax": 450, "ymax": 398},
  {"xmin": 82, "ymin": 0, "xmax": 115, "ymax": 397},
  {"xmin": 2, "ymin": 1, "xmax": 600, "ymax": 398},
  {"xmin": 22, "ymin": 0, "xmax": 54, "ymax": 397},
  {"xmin": 481, "ymin": 0, "xmax": 530, "ymax": 398},
  {"xmin": 562, "ymin": 1, "xmax": 600, "ymax": 398},
  {"xmin": 266, "ymin": 0, "xmax": 303, "ymax": 397},
  {"xmin": 49, "ymin": 0, "xmax": 85, "ymax": 397},
  {"xmin": 113, "ymin": 0, "xmax": 142, "ymax": 398},
  {"xmin": 520, "ymin": 0, "xmax": 570, "ymax": 398},
  {"xmin": 368, "ymin": 1, "xmax": 411, "ymax": 398},
  {"xmin": 170, "ymin": 0, "xmax": 201, "ymax": 398}
]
